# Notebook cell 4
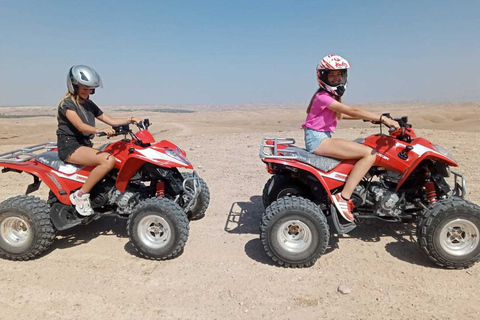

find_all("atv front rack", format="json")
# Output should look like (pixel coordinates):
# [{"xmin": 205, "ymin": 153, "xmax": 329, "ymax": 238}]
[
  {"xmin": 259, "ymin": 137, "xmax": 298, "ymax": 160},
  {"xmin": 0, "ymin": 142, "xmax": 57, "ymax": 164},
  {"xmin": 177, "ymin": 170, "xmax": 202, "ymax": 213},
  {"xmin": 451, "ymin": 170, "xmax": 468, "ymax": 199}
]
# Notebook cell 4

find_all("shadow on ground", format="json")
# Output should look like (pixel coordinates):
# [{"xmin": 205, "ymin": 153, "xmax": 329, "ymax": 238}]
[
  {"xmin": 226, "ymin": 196, "xmax": 433, "ymax": 268},
  {"xmin": 54, "ymin": 215, "xmax": 128, "ymax": 249},
  {"xmin": 342, "ymin": 220, "xmax": 434, "ymax": 268},
  {"xmin": 225, "ymin": 195, "xmax": 264, "ymax": 235}
]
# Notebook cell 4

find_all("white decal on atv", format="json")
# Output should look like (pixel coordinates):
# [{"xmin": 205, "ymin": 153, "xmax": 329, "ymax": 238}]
[
  {"xmin": 52, "ymin": 171, "xmax": 88, "ymax": 183},
  {"xmin": 46, "ymin": 173, "xmax": 64, "ymax": 189},
  {"xmin": 395, "ymin": 142, "xmax": 441, "ymax": 158},
  {"xmin": 377, "ymin": 153, "xmax": 390, "ymax": 160},
  {"xmin": 136, "ymin": 149, "xmax": 186, "ymax": 165},
  {"xmin": 320, "ymin": 171, "xmax": 348, "ymax": 182},
  {"xmin": 57, "ymin": 164, "xmax": 82, "ymax": 174}
]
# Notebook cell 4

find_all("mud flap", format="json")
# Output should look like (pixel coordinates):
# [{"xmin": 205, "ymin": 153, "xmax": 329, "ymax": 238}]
[
  {"xmin": 330, "ymin": 204, "xmax": 356, "ymax": 234},
  {"xmin": 50, "ymin": 203, "xmax": 99, "ymax": 231},
  {"xmin": 26, "ymin": 175, "xmax": 41, "ymax": 195}
]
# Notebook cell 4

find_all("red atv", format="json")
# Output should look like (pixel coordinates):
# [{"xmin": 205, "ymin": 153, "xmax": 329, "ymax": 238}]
[
  {"xmin": 259, "ymin": 114, "xmax": 480, "ymax": 269},
  {"xmin": 0, "ymin": 119, "xmax": 210, "ymax": 261}
]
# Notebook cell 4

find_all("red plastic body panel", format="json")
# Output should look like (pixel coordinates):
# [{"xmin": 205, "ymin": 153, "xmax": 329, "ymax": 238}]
[
  {"xmin": 0, "ymin": 130, "xmax": 195, "ymax": 205},
  {"xmin": 263, "ymin": 128, "xmax": 458, "ymax": 194},
  {"xmin": 102, "ymin": 140, "xmax": 193, "ymax": 193},
  {"xmin": 136, "ymin": 130, "xmax": 155, "ymax": 144},
  {"xmin": 264, "ymin": 158, "xmax": 356, "ymax": 196},
  {"xmin": 0, "ymin": 160, "xmax": 83, "ymax": 204}
]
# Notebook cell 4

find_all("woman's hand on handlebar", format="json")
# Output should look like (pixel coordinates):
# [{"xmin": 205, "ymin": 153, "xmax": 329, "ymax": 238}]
[
  {"xmin": 383, "ymin": 118, "xmax": 400, "ymax": 130},
  {"xmin": 97, "ymin": 128, "xmax": 116, "ymax": 137},
  {"xmin": 128, "ymin": 117, "xmax": 143, "ymax": 124}
]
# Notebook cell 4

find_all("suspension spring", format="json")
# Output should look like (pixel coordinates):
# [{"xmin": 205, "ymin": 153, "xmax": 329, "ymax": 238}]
[
  {"xmin": 156, "ymin": 182, "xmax": 165, "ymax": 197},
  {"xmin": 425, "ymin": 181, "xmax": 437, "ymax": 205}
]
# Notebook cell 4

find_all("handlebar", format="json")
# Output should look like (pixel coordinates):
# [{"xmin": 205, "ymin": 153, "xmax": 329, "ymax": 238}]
[
  {"xmin": 95, "ymin": 119, "xmax": 151, "ymax": 138},
  {"xmin": 363, "ymin": 113, "xmax": 410, "ymax": 131}
]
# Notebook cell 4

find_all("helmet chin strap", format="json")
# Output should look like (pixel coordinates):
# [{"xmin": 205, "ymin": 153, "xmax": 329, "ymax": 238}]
[
  {"xmin": 317, "ymin": 78, "xmax": 346, "ymax": 97},
  {"xmin": 335, "ymin": 85, "xmax": 345, "ymax": 97}
]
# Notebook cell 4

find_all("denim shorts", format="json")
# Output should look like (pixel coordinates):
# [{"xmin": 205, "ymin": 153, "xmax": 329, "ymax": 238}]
[
  {"xmin": 304, "ymin": 127, "xmax": 331, "ymax": 152},
  {"xmin": 57, "ymin": 134, "xmax": 93, "ymax": 162}
]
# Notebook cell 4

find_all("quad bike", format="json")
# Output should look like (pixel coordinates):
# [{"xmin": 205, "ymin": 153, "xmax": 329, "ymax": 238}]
[
  {"xmin": 0, "ymin": 119, "xmax": 210, "ymax": 261},
  {"xmin": 259, "ymin": 114, "xmax": 480, "ymax": 269}
]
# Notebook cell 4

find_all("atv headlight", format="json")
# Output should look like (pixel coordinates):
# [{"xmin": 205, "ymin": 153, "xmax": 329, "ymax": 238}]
[
  {"xmin": 433, "ymin": 144, "xmax": 457, "ymax": 162},
  {"xmin": 166, "ymin": 148, "xmax": 189, "ymax": 165}
]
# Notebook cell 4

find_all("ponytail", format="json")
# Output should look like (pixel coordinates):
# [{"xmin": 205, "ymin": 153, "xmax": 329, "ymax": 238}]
[
  {"xmin": 306, "ymin": 88, "xmax": 321, "ymax": 114},
  {"xmin": 334, "ymin": 95, "xmax": 342, "ymax": 119}
]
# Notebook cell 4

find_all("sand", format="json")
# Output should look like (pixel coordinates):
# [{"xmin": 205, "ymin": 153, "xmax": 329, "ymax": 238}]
[{"xmin": 0, "ymin": 103, "xmax": 479, "ymax": 320}]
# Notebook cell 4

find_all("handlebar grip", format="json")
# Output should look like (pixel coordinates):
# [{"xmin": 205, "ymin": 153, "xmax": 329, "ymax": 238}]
[
  {"xmin": 364, "ymin": 119, "xmax": 382, "ymax": 124},
  {"xmin": 96, "ymin": 132, "xmax": 107, "ymax": 137}
]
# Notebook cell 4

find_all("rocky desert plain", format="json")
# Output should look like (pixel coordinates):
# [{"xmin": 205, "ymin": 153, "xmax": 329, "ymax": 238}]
[{"xmin": 0, "ymin": 102, "xmax": 479, "ymax": 320}]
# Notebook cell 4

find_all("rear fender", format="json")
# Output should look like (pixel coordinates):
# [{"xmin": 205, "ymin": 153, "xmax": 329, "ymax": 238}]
[
  {"xmin": 0, "ymin": 161, "xmax": 72, "ymax": 204},
  {"xmin": 395, "ymin": 153, "xmax": 458, "ymax": 192},
  {"xmin": 263, "ymin": 159, "xmax": 343, "ymax": 198}
]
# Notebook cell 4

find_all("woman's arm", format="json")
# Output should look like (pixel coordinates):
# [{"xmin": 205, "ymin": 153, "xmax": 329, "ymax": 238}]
[
  {"xmin": 327, "ymin": 100, "xmax": 400, "ymax": 128},
  {"xmin": 339, "ymin": 114, "xmax": 359, "ymax": 120},
  {"xmin": 65, "ymin": 110, "xmax": 115, "ymax": 135},
  {"xmin": 66, "ymin": 109, "xmax": 98, "ymax": 134},
  {"xmin": 97, "ymin": 113, "xmax": 142, "ymax": 126}
]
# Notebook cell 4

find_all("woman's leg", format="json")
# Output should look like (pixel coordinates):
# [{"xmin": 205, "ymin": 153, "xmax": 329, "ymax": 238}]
[
  {"xmin": 314, "ymin": 138, "xmax": 376, "ymax": 199},
  {"xmin": 66, "ymin": 146, "xmax": 116, "ymax": 193}
]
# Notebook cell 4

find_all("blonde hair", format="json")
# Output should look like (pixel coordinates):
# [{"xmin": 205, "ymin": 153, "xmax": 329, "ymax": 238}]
[
  {"xmin": 58, "ymin": 91, "xmax": 81, "ymax": 108},
  {"xmin": 306, "ymin": 89, "xmax": 342, "ymax": 119},
  {"xmin": 57, "ymin": 91, "xmax": 88, "ymax": 120}
]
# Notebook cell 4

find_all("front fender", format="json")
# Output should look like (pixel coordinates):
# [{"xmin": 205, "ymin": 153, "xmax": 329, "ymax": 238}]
[
  {"xmin": 116, "ymin": 154, "xmax": 193, "ymax": 192},
  {"xmin": 395, "ymin": 152, "xmax": 458, "ymax": 192}
]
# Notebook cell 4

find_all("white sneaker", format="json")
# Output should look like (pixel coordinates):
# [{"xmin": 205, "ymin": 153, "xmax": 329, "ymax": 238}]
[
  {"xmin": 332, "ymin": 193, "xmax": 355, "ymax": 223},
  {"xmin": 70, "ymin": 190, "xmax": 94, "ymax": 216}
]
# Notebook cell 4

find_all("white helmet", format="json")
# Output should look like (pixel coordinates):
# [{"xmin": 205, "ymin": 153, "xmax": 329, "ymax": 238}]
[
  {"xmin": 316, "ymin": 54, "xmax": 351, "ymax": 97},
  {"xmin": 67, "ymin": 65, "xmax": 103, "ymax": 94}
]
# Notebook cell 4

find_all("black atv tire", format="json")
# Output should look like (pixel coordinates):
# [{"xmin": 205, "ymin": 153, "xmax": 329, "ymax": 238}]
[
  {"xmin": 127, "ymin": 197, "xmax": 189, "ymax": 260},
  {"xmin": 417, "ymin": 198, "xmax": 480, "ymax": 269},
  {"xmin": 0, "ymin": 195, "xmax": 56, "ymax": 260},
  {"xmin": 181, "ymin": 172, "xmax": 210, "ymax": 220},
  {"xmin": 260, "ymin": 196, "xmax": 329, "ymax": 268},
  {"xmin": 262, "ymin": 175, "xmax": 306, "ymax": 208}
]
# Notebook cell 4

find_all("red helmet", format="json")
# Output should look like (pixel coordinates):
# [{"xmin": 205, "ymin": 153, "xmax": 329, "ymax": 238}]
[{"xmin": 316, "ymin": 54, "xmax": 351, "ymax": 97}]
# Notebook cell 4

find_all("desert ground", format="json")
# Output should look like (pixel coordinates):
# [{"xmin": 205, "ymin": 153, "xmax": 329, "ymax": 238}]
[{"xmin": 0, "ymin": 102, "xmax": 479, "ymax": 320}]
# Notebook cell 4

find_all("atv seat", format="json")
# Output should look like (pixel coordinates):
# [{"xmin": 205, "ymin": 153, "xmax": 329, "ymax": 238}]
[
  {"xmin": 35, "ymin": 151, "xmax": 83, "ymax": 174},
  {"xmin": 279, "ymin": 138, "xmax": 364, "ymax": 172},
  {"xmin": 35, "ymin": 143, "xmax": 112, "ymax": 174},
  {"xmin": 280, "ymin": 146, "xmax": 342, "ymax": 172}
]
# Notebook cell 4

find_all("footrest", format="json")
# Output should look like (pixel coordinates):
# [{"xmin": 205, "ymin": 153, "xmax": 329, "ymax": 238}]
[{"xmin": 330, "ymin": 204, "xmax": 356, "ymax": 234}]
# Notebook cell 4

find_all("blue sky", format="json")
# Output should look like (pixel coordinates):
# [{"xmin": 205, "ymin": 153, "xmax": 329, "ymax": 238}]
[{"xmin": 0, "ymin": 0, "xmax": 479, "ymax": 106}]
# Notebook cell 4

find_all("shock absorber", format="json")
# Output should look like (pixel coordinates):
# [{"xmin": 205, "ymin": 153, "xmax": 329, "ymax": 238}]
[
  {"xmin": 156, "ymin": 182, "xmax": 165, "ymax": 197},
  {"xmin": 424, "ymin": 178, "xmax": 437, "ymax": 205}
]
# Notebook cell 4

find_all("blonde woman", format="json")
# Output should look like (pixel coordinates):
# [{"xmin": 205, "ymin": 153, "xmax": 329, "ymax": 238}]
[
  {"xmin": 303, "ymin": 54, "xmax": 399, "ymax": 223},
  {"xmin": 56, "ymin": 65, "xmax": 141, "ymax": 216}
]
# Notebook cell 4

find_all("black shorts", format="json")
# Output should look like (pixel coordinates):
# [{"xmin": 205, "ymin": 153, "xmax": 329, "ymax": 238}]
[{"xmin": 57, "ymin": 134, "xmax": 93, "ymax": 162}]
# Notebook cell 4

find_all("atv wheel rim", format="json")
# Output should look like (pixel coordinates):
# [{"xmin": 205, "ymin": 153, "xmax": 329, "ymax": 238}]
[
  {"xmin": 439, "ymin": 218, "xmax": 479, "ymax": 256},
  {"xmin": 277, "ymin": 220, "xmax": 312, "ymax": 253},
  {"xmin": 277, "ymin": 188, "xmax": 300, "ymax": 200},
  {"xmin": 0, "ymin": 216, "xmax": 33, "ymax": 248},
  {"xmin": 137, "ymin": 215, "xmax": 172, "ymax": 249}
]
